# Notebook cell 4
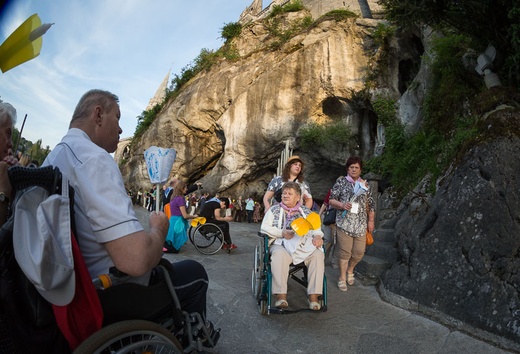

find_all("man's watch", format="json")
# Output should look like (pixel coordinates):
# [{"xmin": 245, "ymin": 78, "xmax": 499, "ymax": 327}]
[{"xmin": 0, "ymin": 192, "xmax": 9, "ymax": 203}]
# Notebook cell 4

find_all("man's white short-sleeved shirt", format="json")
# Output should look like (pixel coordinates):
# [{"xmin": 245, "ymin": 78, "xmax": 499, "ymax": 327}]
[{"xmin": 43, "ymin": 128, "xmax": 144, "ymax": 280}]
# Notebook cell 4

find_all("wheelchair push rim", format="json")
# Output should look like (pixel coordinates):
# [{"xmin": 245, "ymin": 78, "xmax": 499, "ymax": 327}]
[
  {"xmin": 189, "ymin": 223, "xmax": 224, "ymax": 255},
  {"xmin": 251, "ymin": 241, "xmax": 264, "ymax": 299},
  {"xmin": 73, "ymin": 319, "xmax": 183, "ymax": 354}
]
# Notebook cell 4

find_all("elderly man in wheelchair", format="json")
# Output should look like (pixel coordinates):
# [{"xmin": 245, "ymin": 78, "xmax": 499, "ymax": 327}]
[
  {"xmin": 259, "ymin": 181, "xmax": 326, "ymax": 312},
  {"xmin": 0, "ymin": 91, "xmax": 220, "ymax": 353}
]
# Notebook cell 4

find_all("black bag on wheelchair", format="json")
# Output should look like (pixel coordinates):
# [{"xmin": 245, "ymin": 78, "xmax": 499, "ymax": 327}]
[
  {"xmin": 0, "ymin": 206, "xmax": 69, "ymax": 353},
  {"xmin": 0, "ymin": 165, "xmax": 90, "ymax": 353}
]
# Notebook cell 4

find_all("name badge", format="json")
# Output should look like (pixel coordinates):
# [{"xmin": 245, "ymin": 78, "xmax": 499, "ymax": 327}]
[{"xmin": 350, "ymin": 202, "xmax": 359, "ymax": 214}]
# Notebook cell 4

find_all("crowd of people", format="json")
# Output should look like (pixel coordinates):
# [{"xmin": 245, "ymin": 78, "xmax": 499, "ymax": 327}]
[
  {"xmin": 125, "ymin": 150, "xmax": 375, "ymax": 299},
  {"xmin": 0, "ymin": 90, "xmax": 376, "ymax": 350},
  {"xmin": 142, "ymin": 153, "xmax": 375, "ymax": 305},
  {"xmin": 128, "ymin": 185, "xmax": 267, "ymax": 225}
]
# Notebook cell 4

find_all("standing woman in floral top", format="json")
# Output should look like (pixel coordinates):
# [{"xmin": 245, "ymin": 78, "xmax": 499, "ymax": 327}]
[{"xmin": 329, "ymin": 156, "xmax": 375, "ymax": 292}]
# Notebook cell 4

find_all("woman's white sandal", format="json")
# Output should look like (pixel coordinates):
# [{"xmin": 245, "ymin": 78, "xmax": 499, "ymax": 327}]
[
  {"xmin": 275, "ymin": 299, "xmax": 289, "ymax": 308},
  {"xmin": 338, "ymin": 280, "xmax": 348, "ymax": 292},
  {"xmin": 309, "ymin": 301, "xmax": 321, "ymax": 311},
  {"xmin": 347, "ymin": 273, "xmax": 355, "ymax": 285}
]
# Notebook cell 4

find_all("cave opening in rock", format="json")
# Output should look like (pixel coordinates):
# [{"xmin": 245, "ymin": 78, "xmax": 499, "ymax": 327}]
[
  {"xmin": 398, "ymin": 34, "xmax": 424, "ymax": 94},
  {"xmin": 322, "ymin": 96, "xmax": 353, "ymax": 120}
]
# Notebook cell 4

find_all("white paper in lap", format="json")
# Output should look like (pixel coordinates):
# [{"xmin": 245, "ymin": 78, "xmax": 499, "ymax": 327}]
[{"xmin": 144, "ymin": 146, "xmax": 177, "ymax": 184}]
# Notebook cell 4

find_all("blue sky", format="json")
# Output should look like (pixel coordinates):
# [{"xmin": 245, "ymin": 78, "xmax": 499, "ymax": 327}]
[{"xmin": 0, "ymin": 0, "xmax": 253, "ymax": 149}]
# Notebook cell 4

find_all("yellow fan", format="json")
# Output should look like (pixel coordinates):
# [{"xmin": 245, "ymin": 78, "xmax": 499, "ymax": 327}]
[
  {"xmin": 190, "ymin": 217, "xmax": 206, "ymax": 228},
  {"xmin": 290, "ymin": 212, "xmax": 321, "ymax": 236},
  {"xmin": 0, "ymin": 14, "xmax": 54, "ymax": 73}
]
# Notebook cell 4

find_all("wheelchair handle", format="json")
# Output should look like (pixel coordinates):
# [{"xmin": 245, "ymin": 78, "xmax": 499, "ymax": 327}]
[{"xmin": 8, "ymin": 165, "xmax": 62, "ymax": 195}]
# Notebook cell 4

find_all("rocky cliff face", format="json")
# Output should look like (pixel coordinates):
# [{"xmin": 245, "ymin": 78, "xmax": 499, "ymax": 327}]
[
  {"xmin": 381, "ymin": 105, "xmax": 520, "ymax": 350},
  {"xmin": 119, "ymin": 13, "xmax": 401, "ymax": 200}
]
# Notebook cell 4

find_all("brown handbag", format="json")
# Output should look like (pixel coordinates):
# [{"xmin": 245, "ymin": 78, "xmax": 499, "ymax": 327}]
[{"xmin": 366, "ymin": 230, "xmax": 374, "ymax": 246}]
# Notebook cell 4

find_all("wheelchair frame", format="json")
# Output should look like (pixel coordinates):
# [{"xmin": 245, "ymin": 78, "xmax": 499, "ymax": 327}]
[
  {"xmin": 188, "ymin": 222, "xmax": 229, "ymax": 254},
  {"xmin": 2, "ymin": 166, "xmax": 219, "ymax": 353},
  {"xmin": 77, "ymin": 263, "xmax": 219, "ymax": 353},
  {"xmin": 252, "ymin": 232, "xmax": 328, "ymax": 315}
]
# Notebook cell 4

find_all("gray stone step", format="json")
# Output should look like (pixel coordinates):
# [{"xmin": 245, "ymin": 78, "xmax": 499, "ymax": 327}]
[
  {"xmin": 374, "ymin": 228, "xmax": 395, "ymax": 242},
  {"xmin": 355, "ymin": 255, "xmax": 389, "ymax": 285},
  {"xmin": 365, "ymin": 240, "xmax": 400, "ymax": 263}
]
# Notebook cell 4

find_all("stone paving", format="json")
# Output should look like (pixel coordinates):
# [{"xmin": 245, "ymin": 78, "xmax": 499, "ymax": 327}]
[{"xmin": 134, "ymin": 206, "xmax": 511, "ymax": 354}]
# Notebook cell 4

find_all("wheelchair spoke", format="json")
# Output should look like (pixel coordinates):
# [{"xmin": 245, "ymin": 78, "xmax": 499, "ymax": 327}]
[
  {"xmin": 190, "ymin": 223, "xmax": 224, "ymax": 255},
  {"xmin": 73, "ymin": 320, "xmax": 182, "ymax": 354}
]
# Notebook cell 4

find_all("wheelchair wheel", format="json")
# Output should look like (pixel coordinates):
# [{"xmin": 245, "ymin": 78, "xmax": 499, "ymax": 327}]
[
  {"xmin": 259, "ymin": 298, "xmax": 268, "ymax": 315},
  {"xmin": 73, "ymin": 319, "xmax": 182, "ymax": 354},
  {"xmin": 251, "ymin": 241, "xmax": 263, "ymax": 298},
  {"xmin": 190, "ymin": 223, "xmax": 224, "ymax": 255}
]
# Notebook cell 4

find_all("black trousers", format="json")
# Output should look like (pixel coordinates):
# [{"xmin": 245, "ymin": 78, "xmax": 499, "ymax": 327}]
[
  {"xmin": 162, "ymin": 259, "xmax": 208, "ymax": 319},
  {"xmin": 210, "ymin": 220, "xmax": 232, "ymax": 244}
]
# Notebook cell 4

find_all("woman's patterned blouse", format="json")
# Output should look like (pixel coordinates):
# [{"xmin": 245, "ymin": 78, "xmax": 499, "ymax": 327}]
[{"xmin": 330, "ymin": 176, "xmax": 375, "ymax": 237}]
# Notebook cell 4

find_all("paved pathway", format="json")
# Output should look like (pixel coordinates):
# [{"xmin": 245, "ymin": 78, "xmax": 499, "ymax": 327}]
[{"xmin": 134, "ymin": 207, "xmax": 510, "ymax": 354}]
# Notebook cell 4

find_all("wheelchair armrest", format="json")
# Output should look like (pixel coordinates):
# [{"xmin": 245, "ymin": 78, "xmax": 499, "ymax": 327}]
[
  {"xmin": 93, "ymin": 268, "xmax": 130, "ymax": 290},
  {"xmin": 257, "ymin": 232, "xmax": 268, "ymax": 238}
]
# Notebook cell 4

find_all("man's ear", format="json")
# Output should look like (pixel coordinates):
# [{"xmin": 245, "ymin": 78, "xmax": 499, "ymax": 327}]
[{"xmin": 94, "ymin": 106, "xmax": 103, "ymax": 126}]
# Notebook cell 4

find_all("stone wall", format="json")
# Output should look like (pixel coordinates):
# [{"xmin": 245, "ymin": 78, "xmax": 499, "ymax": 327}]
[{"xmin": 239, "ymin": 0, "xmax": 384, "ymax": 23}]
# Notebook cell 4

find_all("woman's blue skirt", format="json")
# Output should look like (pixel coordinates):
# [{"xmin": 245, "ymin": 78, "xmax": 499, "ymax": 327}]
[{"xmin": 165, "ymin": 215, "xmax": 189, "ymax": 251}]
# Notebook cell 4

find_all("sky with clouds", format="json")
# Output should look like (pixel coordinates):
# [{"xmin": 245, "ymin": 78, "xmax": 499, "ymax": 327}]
[{"xmin": 0, "ymin": 0, "xmax": 255, "ymax": 150}]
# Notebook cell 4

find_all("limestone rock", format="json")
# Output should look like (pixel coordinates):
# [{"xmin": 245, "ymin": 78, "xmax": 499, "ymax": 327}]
[{"xmin": 119, "ymin": 14, "xmax": 395, "ymax": 200}]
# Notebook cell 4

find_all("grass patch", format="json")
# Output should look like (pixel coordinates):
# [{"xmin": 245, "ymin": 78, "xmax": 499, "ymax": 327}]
[{"xmin": 320, "ymin": 9, "xmax": 357, "ymax": 21}]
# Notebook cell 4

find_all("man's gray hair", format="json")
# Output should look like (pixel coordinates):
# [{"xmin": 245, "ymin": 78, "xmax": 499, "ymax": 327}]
[
  {"xmin": 70, "ymin": 89, "xmax": 119, "ymax": 127},
  {"xmin": 0, "ymin": 100, "xmax": 17, "ymax": 126}
]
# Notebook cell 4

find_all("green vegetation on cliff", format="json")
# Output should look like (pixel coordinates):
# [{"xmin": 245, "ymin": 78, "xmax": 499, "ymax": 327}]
[
  {"xmin": 380, "ymin": 0, "xmax": 520, "ymax": 87},
  {"xmin": 367, "ymin": 33, "xmax": 481, "ymax": 195}
]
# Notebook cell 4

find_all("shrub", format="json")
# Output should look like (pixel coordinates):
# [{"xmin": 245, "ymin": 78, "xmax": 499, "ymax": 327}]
[
  {"xmin": 366, "ymin": 111, "xmax": 479, "ymax": 195},
  {"xmin": 300, "ymin": 121, "xmax": 351, "ymax": 149},
  {"xmin": 221, "ymin": 22, "xmax": 242, "ymax": 42},
  {"xmin": 423, "ymin": 34, "xmax": 480, "ymax": 134},
  {"xmin": 269, "ymin": 0, "xmax": 304, "ymax": 18},
  {"xmin": 372, "ymin": 23, "xmax": 396, "ymax": 48},
  {"xmin": 371, "ymin": 97, "xmax": 397, "ymax": 126},
  {"xmin": 266, "ymin": 14, "xmax": 313, "ymax": 50},
  {"xmin": 321, "ymin": 9, "xmax": 357, "ymax": 21}
]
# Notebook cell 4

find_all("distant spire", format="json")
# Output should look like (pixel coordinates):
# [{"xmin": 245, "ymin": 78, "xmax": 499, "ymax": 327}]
[{"xmin": 146, "ymin": 69, "xmax": 171, "ymax": 111}]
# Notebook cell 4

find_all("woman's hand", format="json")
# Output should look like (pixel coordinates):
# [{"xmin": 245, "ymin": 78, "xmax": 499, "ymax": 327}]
[
  {"xmin": 368, "ymin": 220, "xmax": 375, "ymax": 233},
  {"xmin": 3, "ymin": 155, "xmax": 18, "ymax": 166},
  {"xmin": 342, "ymin": 201, "xmax": 352, "ymax": 211},
  {"xmin": 312, "ymin": 235, "xmax": 323, "ymax": 248},
  {"xmin": 282, "ymin": 229, "xmax": 295, "ymax": 240},
  {"xmin": 0, "ymin": 162, "xmax": 13, "ymax": 200}
]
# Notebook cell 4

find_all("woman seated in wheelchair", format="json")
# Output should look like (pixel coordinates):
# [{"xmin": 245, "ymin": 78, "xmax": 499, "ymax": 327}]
[{"xmin": 260, "ymin": 181, "xmax": 325, "ymax": 311}]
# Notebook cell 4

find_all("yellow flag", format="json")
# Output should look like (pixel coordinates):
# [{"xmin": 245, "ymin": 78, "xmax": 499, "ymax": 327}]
[{"xmin": 0, "ymin": 13, "xmax": 53, "ymax": 73}]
